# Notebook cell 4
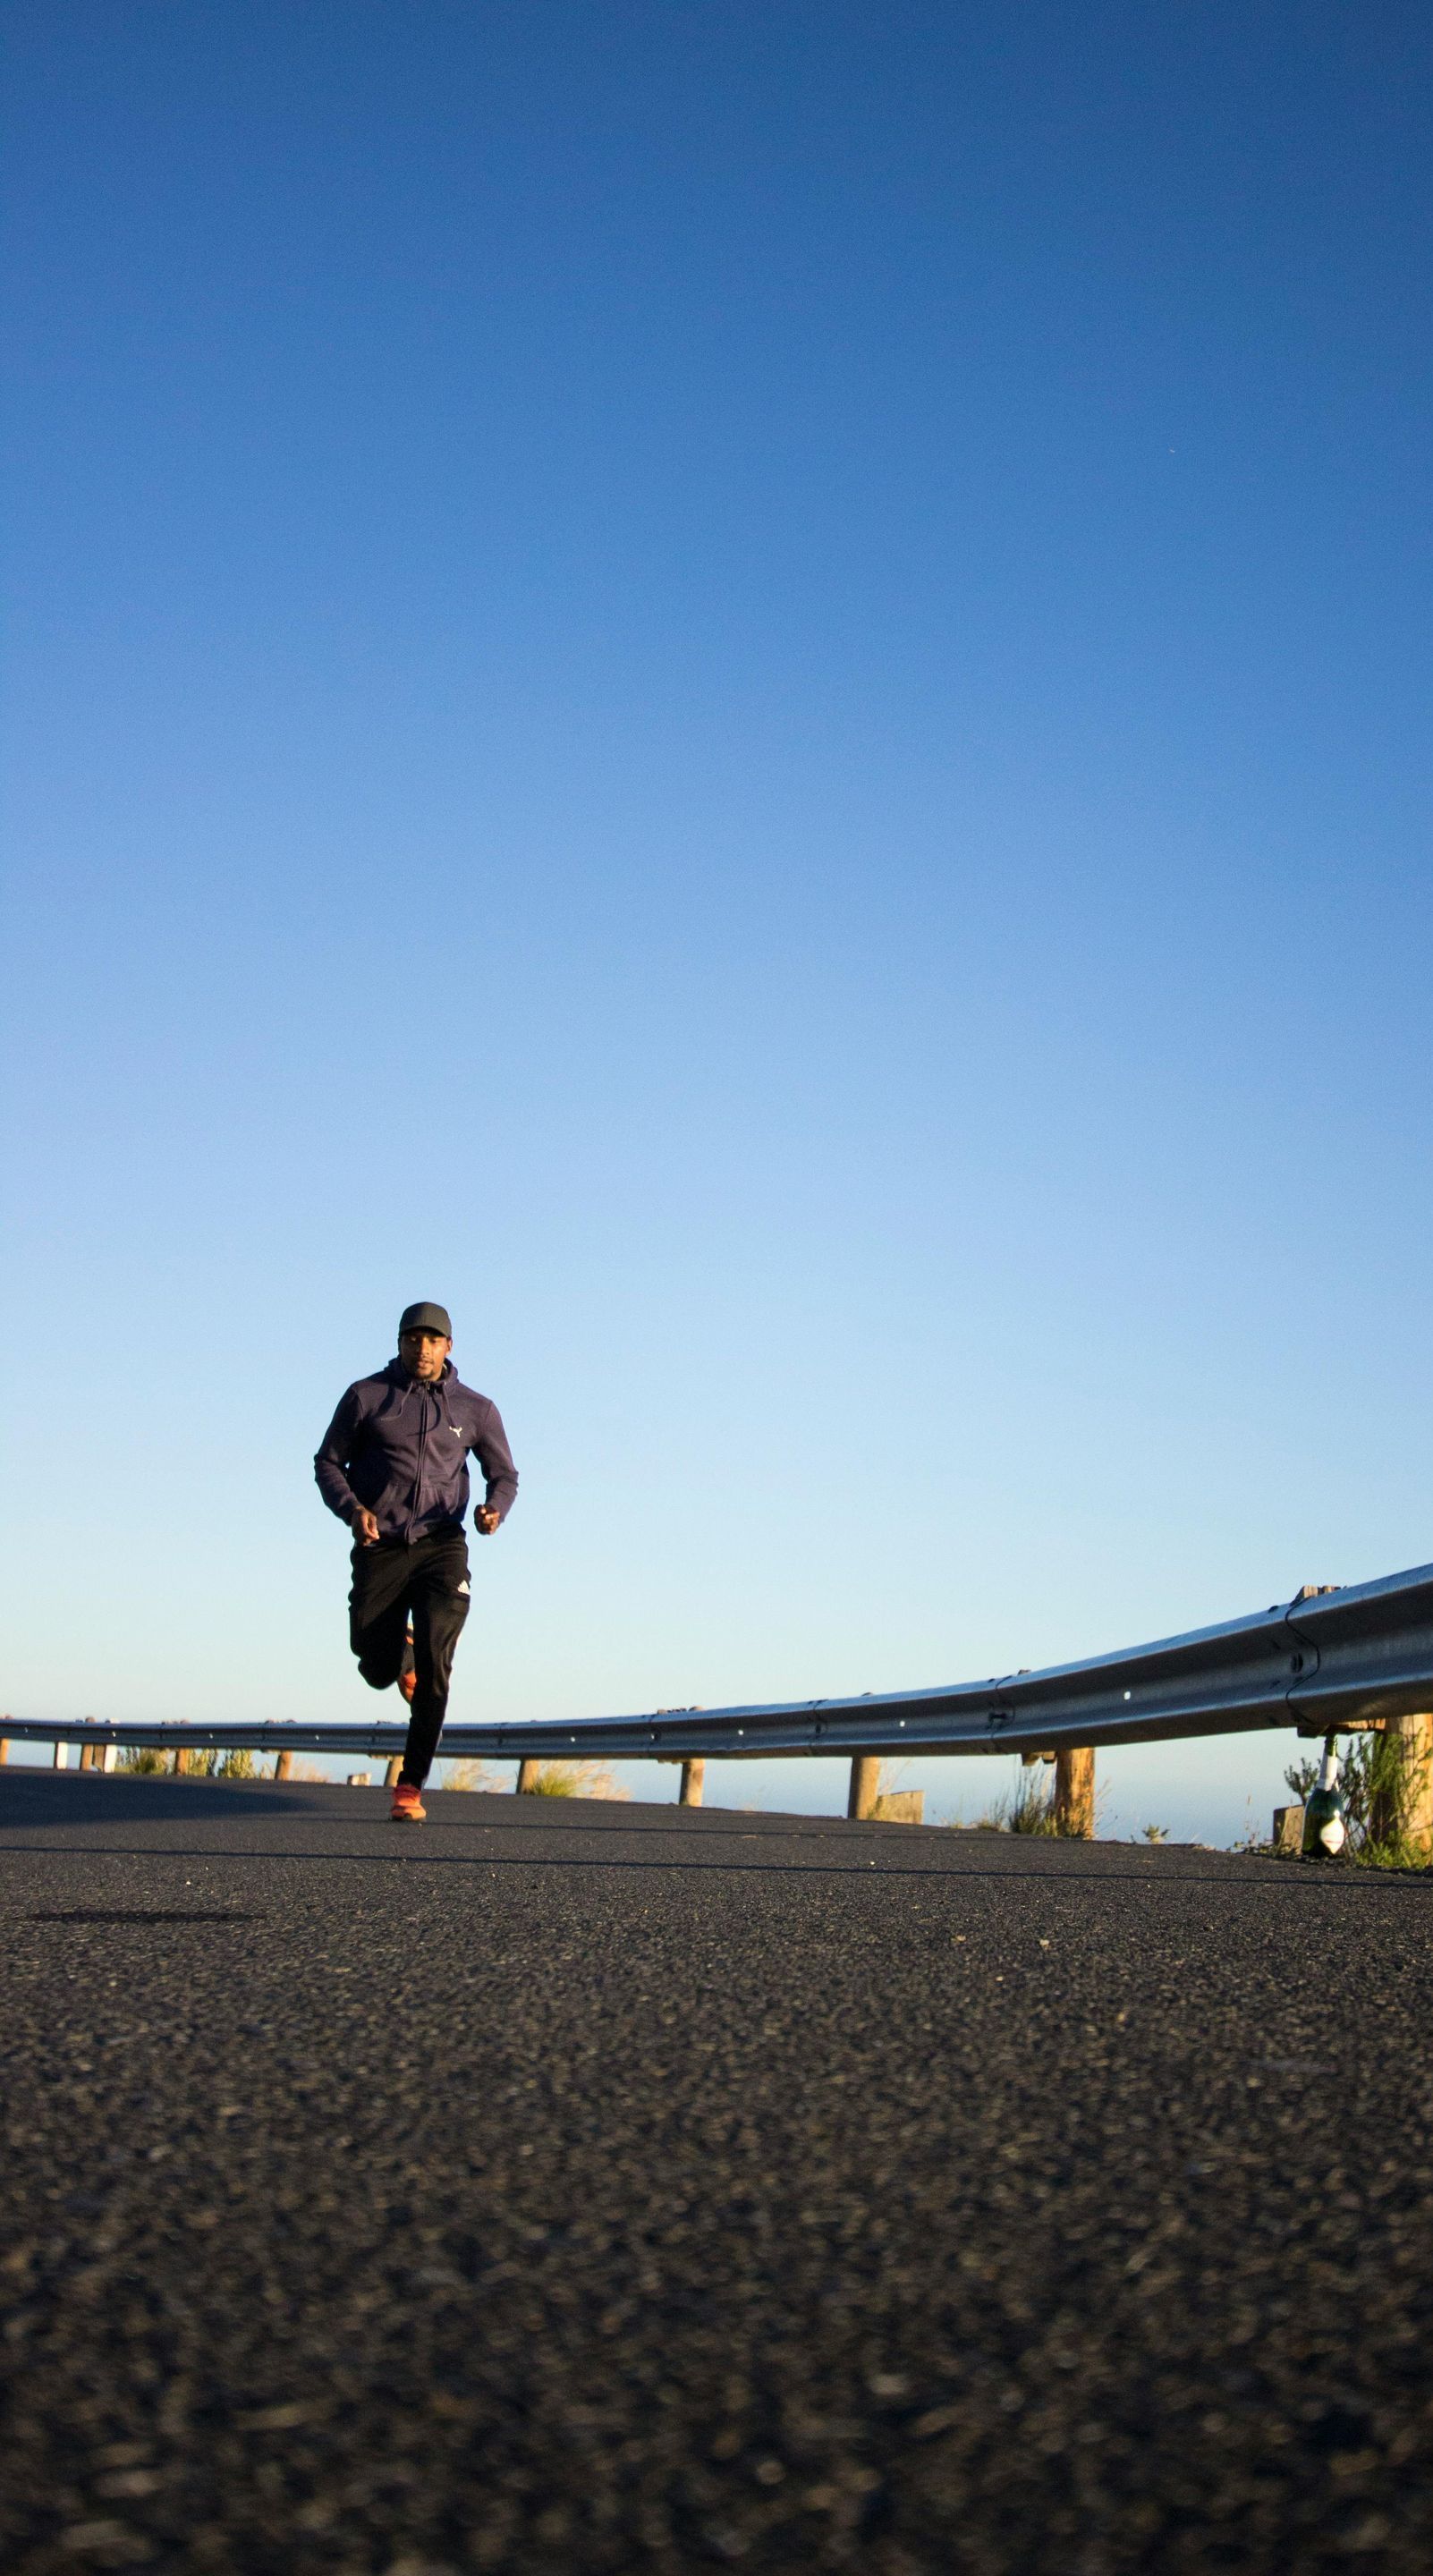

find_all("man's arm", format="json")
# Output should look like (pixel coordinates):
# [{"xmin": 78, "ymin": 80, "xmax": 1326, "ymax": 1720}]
[
  {"xmin": 471, "ymin": 1400, "xmax": 519, "ymax": 1536},
  {"xmin": 314, "ymin": 1388, "xmax": 375, "ymax": 1537}
]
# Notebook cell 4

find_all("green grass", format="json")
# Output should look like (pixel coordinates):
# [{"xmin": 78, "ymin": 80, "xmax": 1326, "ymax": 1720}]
[
  {"xmin": 1353, "ymin": 1834, "xmax": 1430, "ymax": 1872},
  {"xmin": 1005, "ymin": 1779, "xmax": 1060, "ymax": 1835},
  {"xmin": 116, "ymin": 1746, "xmax": 264, "ymax": 1781},
  {"xmin": 942, "ymin": 1776, "xmax": 1090, "ymax": 1836},
  {"xmin": 522, "ymin": 1759, "xmax": 629, "ymax": 1800},
  {"xmin": 437, "ymin": 1758, "xmax": 502, "ymax": 1793}
]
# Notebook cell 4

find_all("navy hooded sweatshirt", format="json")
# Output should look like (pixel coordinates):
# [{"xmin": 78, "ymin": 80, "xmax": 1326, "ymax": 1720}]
[{"xmin": 315, "ymin": 1360, "xmax": 519, "ymax": 1545}]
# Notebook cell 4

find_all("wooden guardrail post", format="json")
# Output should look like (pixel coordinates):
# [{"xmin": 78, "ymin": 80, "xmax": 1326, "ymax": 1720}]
[
  {"xmin": 1405, "ymin": 1716, "xmax": 1433, "ymax": 1853},
  {"xmin": 516, "ymin": 1758, "xmax": 540, "ymax": 1793},
  {"xmin": 1055, "ymin": 1746, "xmax": 1096, "ymax": 1838},
  {"xmin": 678, "ymin": 1758, "xmax": 705, "ymax": 1808},
  {"xmin": 52, "ymin": 1741, "xmax": 68, "ymax": 1769},
  {"xmin": 384, "ymin": 1757, "xmax": 402, "ymax": 1787},
  {"xmin": 274, "ymin": 1750, "xmax": 293, "ymax": 1780},
  {"xmin": 173, "ymin": 1748, "xmax": 190, "ymax": 1776},
  {"xmin": 1371, "ymin": 1712, "xmax": 1433, "ymax": 1853},
  {"xmin": 848, "ymin": 1755, "xmax": 881, "ymax": 1820}
]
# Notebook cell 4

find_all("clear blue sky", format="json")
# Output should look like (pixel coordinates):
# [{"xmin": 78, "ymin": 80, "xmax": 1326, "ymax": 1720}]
[{"xmin": 3, "ymin": 2, "xmax": 1429, "ymax": 1840}]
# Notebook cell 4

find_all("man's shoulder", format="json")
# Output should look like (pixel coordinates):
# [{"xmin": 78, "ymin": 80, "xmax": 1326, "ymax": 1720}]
[{"xmin": 446, "ymin": 1372, "xmax": 496, "ymax": 1419}]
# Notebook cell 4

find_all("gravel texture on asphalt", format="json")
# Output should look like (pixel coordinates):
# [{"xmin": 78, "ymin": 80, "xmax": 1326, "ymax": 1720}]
[{"xmin": 2, "ymin": 1769, "xmax": 1431, "ymax": 2575}]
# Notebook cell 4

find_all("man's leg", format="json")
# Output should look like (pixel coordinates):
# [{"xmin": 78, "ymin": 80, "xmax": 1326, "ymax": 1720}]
[
  {"xmin": 349, "ymin": 1542, "xmax": 413, "ymax": 1694},
  {"xmin": 399, "ymin": 1533, "xmax": 471, "ymax": 1789}
]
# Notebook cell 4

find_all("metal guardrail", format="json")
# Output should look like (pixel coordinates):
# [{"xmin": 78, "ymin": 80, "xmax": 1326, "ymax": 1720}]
[{"xmin": 6, "ymin": 1560, "xmax": 1433, "ymax": 1765}]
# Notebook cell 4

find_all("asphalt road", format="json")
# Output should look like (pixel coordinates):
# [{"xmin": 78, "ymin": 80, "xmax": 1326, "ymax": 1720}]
[{"xmin": 2, "ymin": 1770, "xmax": 1431, "ymax": 2576}]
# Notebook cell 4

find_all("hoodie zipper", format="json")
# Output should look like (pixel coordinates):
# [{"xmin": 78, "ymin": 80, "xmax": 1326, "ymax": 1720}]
[{"xmin": 412, "ymin": 1382, "xmax": 430, "ymax": 1540}]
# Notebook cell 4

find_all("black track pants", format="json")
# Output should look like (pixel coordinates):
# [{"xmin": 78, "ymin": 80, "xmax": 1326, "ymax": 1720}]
[{"xmin": 348, "ymin": 1530, "xmax": 471, "ymax": 1789}]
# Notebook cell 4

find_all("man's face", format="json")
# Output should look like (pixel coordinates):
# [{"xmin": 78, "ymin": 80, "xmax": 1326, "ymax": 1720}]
[{"xmin": 400, "ymin": 1328, "xmax": 452, "ymax": 1382}]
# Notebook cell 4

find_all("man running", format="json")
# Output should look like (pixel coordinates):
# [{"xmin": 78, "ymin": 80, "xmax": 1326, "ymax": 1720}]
[{"xmin": 315, "ymin": 1302, "xmax": 519, "ymax": 1821}]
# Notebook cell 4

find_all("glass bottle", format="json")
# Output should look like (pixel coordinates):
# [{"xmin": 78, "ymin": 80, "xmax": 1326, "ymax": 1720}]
[{"xmin": 1302, "ymin": 1736, "xmax": 1347, "ymax": 1859}]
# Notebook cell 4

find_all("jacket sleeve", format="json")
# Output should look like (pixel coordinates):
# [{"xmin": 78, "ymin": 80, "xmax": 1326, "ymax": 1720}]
[
  {"xmin": 314, "ymin": 1386, "xmax": 365, "ymax": 1525},
  {"xmin": 472, "ymin": 1400, "xmax": 519, "ymax": 1523}
]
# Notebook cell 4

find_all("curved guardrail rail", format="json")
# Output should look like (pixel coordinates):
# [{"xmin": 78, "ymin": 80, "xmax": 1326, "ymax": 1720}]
[{"xmin": 6, "ymin": 1560, "xmax": 1433, "ymax": 1764}]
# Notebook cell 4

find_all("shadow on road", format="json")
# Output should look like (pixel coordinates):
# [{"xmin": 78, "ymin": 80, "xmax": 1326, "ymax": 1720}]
[{"xmin": 0, "ymin": 1769, "xmax": 319, "ymax": 1825}]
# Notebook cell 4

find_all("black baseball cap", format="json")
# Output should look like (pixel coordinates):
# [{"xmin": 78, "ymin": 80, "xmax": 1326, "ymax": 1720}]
[{"xmin": 398, "ymin": 1301, "xmax": 453, "ymax": 1340}]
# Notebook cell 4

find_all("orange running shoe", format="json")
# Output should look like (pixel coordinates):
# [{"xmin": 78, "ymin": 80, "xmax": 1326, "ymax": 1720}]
[{"xmin": 390, "ymin": 1783, "xmax": 427, "ymax": 1824}]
